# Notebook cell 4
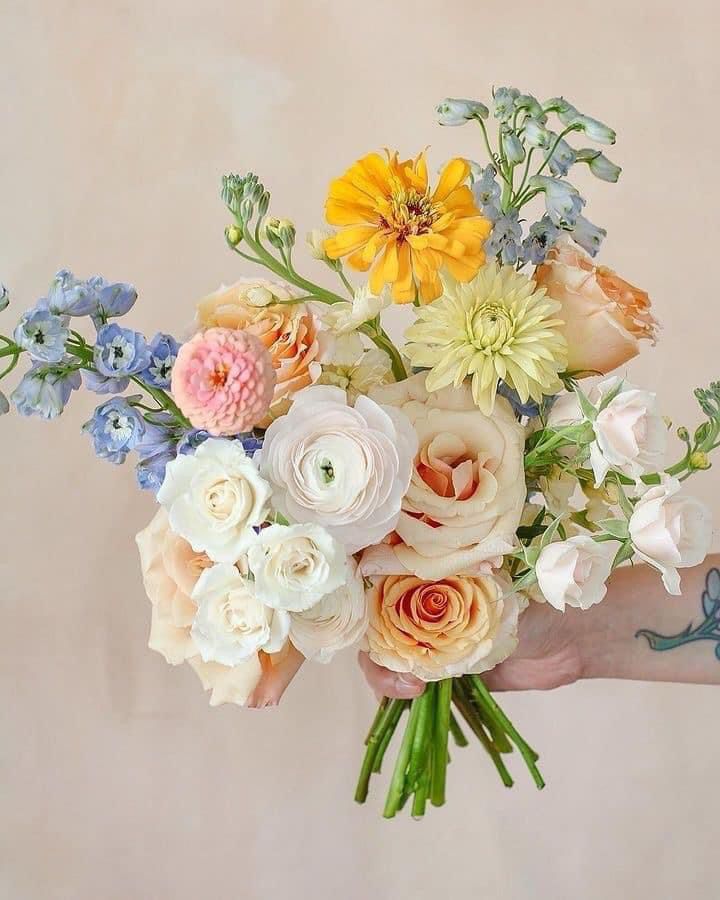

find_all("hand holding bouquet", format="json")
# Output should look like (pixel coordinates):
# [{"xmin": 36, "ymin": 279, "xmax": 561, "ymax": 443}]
[{"xmin": 1, "ymin": 85, "xmax": 717, "ymax": 818}]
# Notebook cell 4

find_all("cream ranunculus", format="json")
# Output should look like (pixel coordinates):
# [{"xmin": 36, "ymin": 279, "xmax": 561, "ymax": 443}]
[
  {"xmin": 629, "ymin": 477, "xmax": 712, "ymax": 594},
  {"xmin": 365, "ymin": 572, "xmax": 525, "ymax": 681},
  {"xmin": 288, "ymin": 559, "xmax": 369, "ymax": 663},
  {"xmin": 534, "ymin": 238, "xmax": 658, "ymax": 375},
  {"xmin": 364, "ymin": 373, "xmax": 526, "ymax": 578},
  {"xmin": 535, "ymin": 535, "xmax": 617, "ymax": 612},
  {"xmin": 258, "ymin": 385, "xmax": 417, "ymax": 554},
  {"xmin": 247, "ymin": 523, "xmax": 348, "ymax": 613},
  {"xmin": 157, "ymin": 439, "xmax": 271, "ymax": 563},
  {"xmin": 191, "ymin": 563, "xmax": 289, "ymax": 666},
  {"xmin": 135, "ymin": 509, "xmax": 265, "ymax": 707}
]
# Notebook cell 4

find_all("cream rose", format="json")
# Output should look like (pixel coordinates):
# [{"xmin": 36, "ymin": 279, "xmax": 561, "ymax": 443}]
[
  {"xmin": 247, "ymin": 523, "xmax": 348, "ymax": 612},
  {"xmin": 135, "ymin": 509, "xmax": 264, "ymax": 707},
  {"xmin": 366, "ymin": 573, "xmax": 524, "ymax": 681},
  {"xmin": 258, "ymin": 385, "xmax": 417, "ymax": 554},
  {"xmin": 535, "ymin": 238, "xmax": 658, "ymax": 375},
  {"xmin": 196, "ymin": 279, "xmax": 323, "ymax": 421},
  {"xmin": 157, "ymin": 439, "xmax": 271, "ymax": 563},
  {"xmin": 535, "ymin": 535, "xmax": 617, "ymax": 612},
  {"xmin": 191, "ymin": 563, "xmax": 289, "ymax": 666},
  {"xmin": 289, "ymin": 559, "xmax": 368, "ymax": 663},
  {"xmin": 365, "ymin": 373, "xmax": 526, "ymax": 578},
  {"xmin": 629, "ymin": 477, "xmax": 712, "ymax": 594}
]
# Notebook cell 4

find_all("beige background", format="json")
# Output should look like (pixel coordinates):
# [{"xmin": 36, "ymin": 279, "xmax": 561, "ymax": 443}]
[{"xmin": 1, "ymin": 1, "xmax": 719, "ymax": 898}]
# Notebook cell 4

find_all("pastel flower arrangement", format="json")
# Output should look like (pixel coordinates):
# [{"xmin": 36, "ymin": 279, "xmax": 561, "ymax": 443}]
[{"xmin": 2, "ymin": 85, "xmax": 719, "ymax": 819}]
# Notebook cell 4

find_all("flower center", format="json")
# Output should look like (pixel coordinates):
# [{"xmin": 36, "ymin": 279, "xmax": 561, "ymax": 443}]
[
  {"xmin": 208, "ymin": 364, "xmax": 229, "ymax": 388},
  {"xmin": 380, "ymin": 185, "xmax": 439, "ymax": 242},
  {"xmin": 470, "ymin": 304, "xmax": 514, "ymax": 352}
]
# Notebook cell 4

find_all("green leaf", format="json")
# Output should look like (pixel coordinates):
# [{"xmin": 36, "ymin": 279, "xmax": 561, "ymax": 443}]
[
  {"xmin": 613, "ymin": 541, "xmax": 635, "ymax": 567},
  {"xmin": 598, "ymin": 518, "xmax": 629, "ymax": 540},
  {"xmin": 597, "ymin": 377, "xmax": 625, "ymax": 412},
  {"xmin": 572, "ymin": 383, "xmax": 597, "ymax": 423}
]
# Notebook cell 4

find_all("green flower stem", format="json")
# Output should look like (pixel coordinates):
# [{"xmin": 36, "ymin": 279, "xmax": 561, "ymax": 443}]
[
  {"xmin": 412, "ymin": 751, "xmax": 431, "ymax": 819},
  {"xmin": 449, "ymin": 711, "xmax": 469, "ymax": 747},
  {"xmin": 430, "ymin": 679, "xmax": 452, "ymax": 807},
  {"xmin": 476, "ymin": 117, "xmax": 511, "ymax": 187},
  {"xmin": 360, "ymin": 323, "xmax": 407, "ymax": 382},
  {"xmin": 405, "ymin": 683, "xmax": 435, "ymax": 792},
  {"xmin": 383, "ymin": 697, "xmax": 422, "ymax": 818},
  {"xmin": 512, "ymin": 147, "xmax": 535, "ymax": 205},
  {"xmin": 534, "ymin": 123, "xmax": 582, "ymax": 180},
  {"xmin": 372, "ymin": 700, "xmax": 407, "ymax": 774},
  {"xmin": 364, "ymin": 696, "xmax": 389, "ymax": 744},
  {"xmin": 355, "ymin": 698, "xmax": 406, "ymax": 804},
  {"xmin": 466, "ymin": 676, "xmax": 545, "ymax": 789},
  {"xmin": 464, "ymin": 681, "xmax": 513, "ymax": 754},
  {"xmin": 451, "ymin": 682, "xmax": 514, "ymax": 787}
]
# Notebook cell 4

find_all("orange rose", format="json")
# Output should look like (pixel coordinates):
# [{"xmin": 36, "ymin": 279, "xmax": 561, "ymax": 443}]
[
  {"xmin": 136, "ymin": 509, "xmax": 302, "ymax": 706},
  {"xmin": 535, "ymin": 239, "xmax": 658, "ymax": 375},
  {"xmin": 365, "ymin": 573, "xmax": 524, "ymax": 681},
  {"xmin": 196, "ymin": 278, "xmax": 323, "ymax": 421}
]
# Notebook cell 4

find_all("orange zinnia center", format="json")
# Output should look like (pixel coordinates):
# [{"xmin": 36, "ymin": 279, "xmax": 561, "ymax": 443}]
[{"xmin": 379, "ymin": 185, "xmax": 439, "ymax": 242}]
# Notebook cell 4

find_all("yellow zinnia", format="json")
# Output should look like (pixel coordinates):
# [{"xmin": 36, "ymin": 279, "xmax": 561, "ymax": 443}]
[
  {"xmin": 323, "ymin": 151, "xmax": 491, "ymax": 304},
  {"xmin": 404, "ymin": 264, "xmax": 568, "ymax": 414}
]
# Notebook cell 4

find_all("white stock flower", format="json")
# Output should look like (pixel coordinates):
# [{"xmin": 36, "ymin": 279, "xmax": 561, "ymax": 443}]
[
  {"xmin": 258, "ymin": 385, "xmax": 417, "ymax": 553},
  {"xmin": 629, "ymin": 477, "xmax": 712, "ymax": 594},
  {"xmin": 157, "ymin": 439, "xmax": 271, "ymax": 562},
  {"xmin": 248, "ymin": 523, "xmax": 348, "ymax": 612},
  {"xmin": 535, "ymin": 535, "xmax": 617, "ymax": 612},
  {"xmin": 289, "ymin": 559, "xmax": 368, "ymax": 663},
  {"xmin": 315, "ymin": 284, "xmax": 390, "ymax": 336},
  {"xmin": 191, "ymin": 563, "xmax": 289, "ymax": 666}
]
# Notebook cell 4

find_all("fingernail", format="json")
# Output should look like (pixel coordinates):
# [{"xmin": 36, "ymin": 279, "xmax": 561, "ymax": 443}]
[{"xmin": 394, "ymin": 675, "xmax": 424, "ymax": 697}]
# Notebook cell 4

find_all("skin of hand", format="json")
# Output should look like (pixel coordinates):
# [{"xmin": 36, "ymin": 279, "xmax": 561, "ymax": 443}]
[{"xmin": 247, "ymin": 644, "xmax": 305, "ymax": 708}]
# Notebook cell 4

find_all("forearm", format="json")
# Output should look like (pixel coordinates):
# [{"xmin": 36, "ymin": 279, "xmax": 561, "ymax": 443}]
[{"xmin": 575, "ymin": 554, "xmax": 720, "ymax": 684}]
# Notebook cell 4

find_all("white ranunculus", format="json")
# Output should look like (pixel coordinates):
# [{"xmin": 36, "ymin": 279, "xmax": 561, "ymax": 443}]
[
  {"xmin": 157, "ymin": 439, "xmax": 271, "ymax": 563},
  {"xmin": 258, "ymin": 385, "xmax": 417, "ymax": 554},
  {"xmin": 247, "ymin": 523, "xmax": 348, "ymax": 613},
  {"xmin": 289, "ymin": 559, "xmax": 368, "ymax": 663},
  {"xmin": 535, "ymin": 535, "xmax": 617, "ymax": 612},
  {"xmin": 190, "ymin": 563, "xmax": 289, "ymax": 666},
  {"xmin": 629, "ymin": 477, "xmax": 712, "ymax": 594}
]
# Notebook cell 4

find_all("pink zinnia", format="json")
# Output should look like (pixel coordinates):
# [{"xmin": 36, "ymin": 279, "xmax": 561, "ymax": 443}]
[{"xmin": 172, "ymin": 328, "xmax": 276, "ymax": 436}]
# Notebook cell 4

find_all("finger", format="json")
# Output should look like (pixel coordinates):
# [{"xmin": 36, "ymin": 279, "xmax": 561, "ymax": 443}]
[
  {"xmin": 357, "ymin": 651, "xmax": 425, "ymax": 700},
  {"xmin": 247, "ymin": 644, "xmax": 305, "ymax": 708}
]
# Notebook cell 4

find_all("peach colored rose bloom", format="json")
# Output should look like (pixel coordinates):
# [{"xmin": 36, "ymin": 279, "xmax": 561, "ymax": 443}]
[
  {"xmin": 364, "ymin": 373, "xmax": 525, "ymax": 579},
  {"xmin": 534, "ymin": 239, "xmax": 658, "ymax": 375},
  {"xmin": 196, "ymin": 279, "xmax": 323, "ymax": 421},
  {"xmin": 136, "ymin": 508, "xmax": 263, "ymax": 706},
  {"xmin": 366, "ymin": 573, "xmax": 524, "ymax": 681}
]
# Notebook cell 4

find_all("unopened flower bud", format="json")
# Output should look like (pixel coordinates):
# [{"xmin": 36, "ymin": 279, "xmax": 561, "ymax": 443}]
[
  {"xmin": 689, "ymin": 450, "xmax": 711, "ymax": 470},
  {"xmin": 588, "ymin": 152, "xmax": 622, "ymax": 183},
  {"xmin": 239, "ymin": 197, "xmax": 254, "ymax": 222},
  {"xmin": 246, "ymin": 286, "xmax": 275, "ymax": 307},
  {"xmin": 570, "ymin": 114, "xmax": 616, "ymax": 145},
  {"xmin": 257, "ymin": 191, "xmax": 271, "ymax": 217},
  {"xmin": 502, "ymin": 129, "xmax": 525, "ymax": 164},
  {"xmin": 676, "ymin": 426, "xmax": 690, "ymax": 443},
  {"xmin": 436, "ymin": 97, "xmax": 489, "ymax": 126},
  {"xmin": 307, "ymin": 228, "xmax": 332, "ymax": 260},
  {"xmin": 277, "ymin": 218, "xmax": 296, "ymax": 247},
  {"xmin": 225, "ymin": 224, "xmax": 243, "ymax": 247},
  {"xmin": 523, "ymin": 119, "xmax": 552, "ymax": 149}
]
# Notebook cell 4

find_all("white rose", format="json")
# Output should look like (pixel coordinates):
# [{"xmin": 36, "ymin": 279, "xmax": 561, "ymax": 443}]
[
  {"xmin": 289, "ymin": 559, "xmax": 368, "ymax": 663},
  {"xmin": 157, "ymin": 439, "xmax": 271, "ymax": 563},
  {"xmin": 629, "ymin": 477, "xmax": 712, "ymax": 594},
  {"xmin": 365, "ymin": 373, "xmax": 525, "ymax": 579},
  {"xmin": 191, "ymin": 563, "xmax": 289, "ymax": 666},
  {"xmin": 258, "ymin": 385, "xmax": 417, "ymax": 553},
  {"xmin": 248, "ymin": 523, "xmax": 348, "ymax": 612},
  {"xmin": 535, "ymin": 535, "xmax": 617, "ymax": 612}
]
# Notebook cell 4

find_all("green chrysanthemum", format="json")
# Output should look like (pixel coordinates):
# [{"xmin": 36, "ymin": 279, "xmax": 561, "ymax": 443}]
[{"xmin": 404, "ymin": 263, "xmax": 567, "ymax": 414}]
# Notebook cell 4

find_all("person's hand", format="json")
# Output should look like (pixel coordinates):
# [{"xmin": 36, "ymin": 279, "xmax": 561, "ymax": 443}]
[
  {"xmin": 246, "ymin": 644, "xmax": 305, "ymax": 708},
  {"xmin": 358, "ymin": 600, "xmax": 586, "ymax": 699}
]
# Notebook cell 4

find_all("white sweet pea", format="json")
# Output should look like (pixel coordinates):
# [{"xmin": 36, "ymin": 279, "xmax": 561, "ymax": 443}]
[
  {"xmin": 535, "ymin": 535, "xmax": 617, "ymax": 612},
  {"xmin": 258, "ymin": 385, "xmax": 417, "ymax": 553},
  {"xmin": 248, "ymin": 523, "xmax": 348, "ymax": 613},
  {"xmin": 157, "ymin": 439, "xmax": 271, "ymax": 563},
  {"xmin": 289, "ymin": 559, "xmax": 368, "ymax": 663},
  {"xmin": 191, "ymin": 563, "xmax": 289, "ymax": 666},
  {"xmin": 629, "ymin": 477, "xmax": 712, "ymax": 594},
  {"xmin": 588, "ymin": 377, "xmax": 667, "ymax": 486}
]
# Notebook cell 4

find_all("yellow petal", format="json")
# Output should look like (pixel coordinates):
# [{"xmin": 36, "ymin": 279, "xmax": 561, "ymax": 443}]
[
  {"xmin": 324, "ymin": 225, "xmax": 377, "ymax": 258},
  {"xmin": 433, "ymin": 158, "xmax": 470, "ymax": 203}
]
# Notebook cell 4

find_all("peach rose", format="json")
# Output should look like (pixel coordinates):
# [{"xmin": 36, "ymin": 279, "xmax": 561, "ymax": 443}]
[
  {"xmin": 196, "ymin": 278, "xmax": 323, "ymax": 421},
  {"xmin": 136, "ymin": 508, "xmax": 299, "ymax": 706},
  {"xmin": 364, "ymin": 373, "xmax": 525, "ymax": 578},
  {"xmin": 366, "ymin": 573, "xmax": 524, "ymax": 681},
  {"xmin": 534, "ymin": 238, "xmax": 658, "ymax": 375}
]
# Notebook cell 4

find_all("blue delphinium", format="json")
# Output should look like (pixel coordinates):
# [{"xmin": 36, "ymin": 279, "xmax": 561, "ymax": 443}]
[
  {"xmin": 529, "ymin": 175, "xmax": 585, "ymax": 228},
  {"xmin": 83, "ymin": 396, "xmax": 145, "ymax": 463},
  {"xmin": 134, "ymin": 417, "xmax": 179, "ymax": 492},
  {"xmin": 94, "ymin": 323, "xmax": 151, "ymax": 379},
  {"xmin": 547, "ymin": 135, "xmax": 576, "ymax": 177},
  {"xmin": 139, "ymin": 333, "xmax": 180, "ymax": 390},
  {"xmin": 521, "ymin": 217, "xmax": 561, "ymax": 265},
  {"xmin": 471, "ymin": 165, "xmax": 501, "ymax": 221},
  {"xmin": 485, "ymin": 210, "xmax": 523, "ymax": 264},
  {"xmin": 570, "ymin": 215, "xmax": 607, "ymax": 257},
  {"xmin": 177, "ymin": 428, "xmax": 212, "ymax": 455},
  {"xmin": 493, "ymin": 87, "xmax": 519, "ymax": 122},
  {"xmin": 13, "ymin": 308, "xmax": 69, "ymax": 363},
  {"xmin": 82, "ymin": 369, "xmax": 130, "ymax": 395},
  {"xmin": 42, "ymin": 270, "xmax": 99, "ymax": 317},
  {"xmin": 11, "ymin": 363, "xmax": 81, "ymax": 419},
  {"xmin": 90, "ymin": 278, "xmax": 138, "ymax": 327}
]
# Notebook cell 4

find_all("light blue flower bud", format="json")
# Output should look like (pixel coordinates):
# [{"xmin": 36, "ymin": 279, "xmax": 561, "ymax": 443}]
[
  {"xmin": 569, "ymin": 114, "xmax": 615, "ymax": 145},
  {"xmin": 502, "ymin": 129, "xmax": 525, "ymax": 164},
  {"xmin": 588, "ymin": 151, "xmax": 622, "ymax": 182},
  {"xmin": 523, "ymin": 119, "xmax": 552, "ymax": 149},
  {"xmin": 542, "ymin": 97, "xmax": 576, "ymax": 117},
  {"xmin": 436, "ymin": 98, "xmax": 489, "ymax": 125},
  {"xmin": 493, "ymin": 87, "xmax": 520, "ymax": 122},
  {"xmin": 0, "ymin": 283, "xmax": 9, "ymax": 312},
  {"xmin": 571, "ymin": 215, "xmax": 607, "ymax": 257},
  {"xmin": 547, "ymin": 135, "xmax": 576, "ymax": 177},
  {"xmin": 529, "ymin": 175, "xmax": 585, "ymax": 227},
  {"xmin": 515, "ymin": 94, "xmax": 546, "ymax": 122}
]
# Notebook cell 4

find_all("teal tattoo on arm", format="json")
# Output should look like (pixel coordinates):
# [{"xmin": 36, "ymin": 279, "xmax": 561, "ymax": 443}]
[{"xmin": 636, "ymin": 567, "xmax": 720, "ymax": 658}]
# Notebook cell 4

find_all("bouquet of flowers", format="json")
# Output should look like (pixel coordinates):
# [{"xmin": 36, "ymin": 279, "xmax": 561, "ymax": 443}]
[{"xmin": 2, "ymin": 85, "xmax": 717, "ymax": 819}]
